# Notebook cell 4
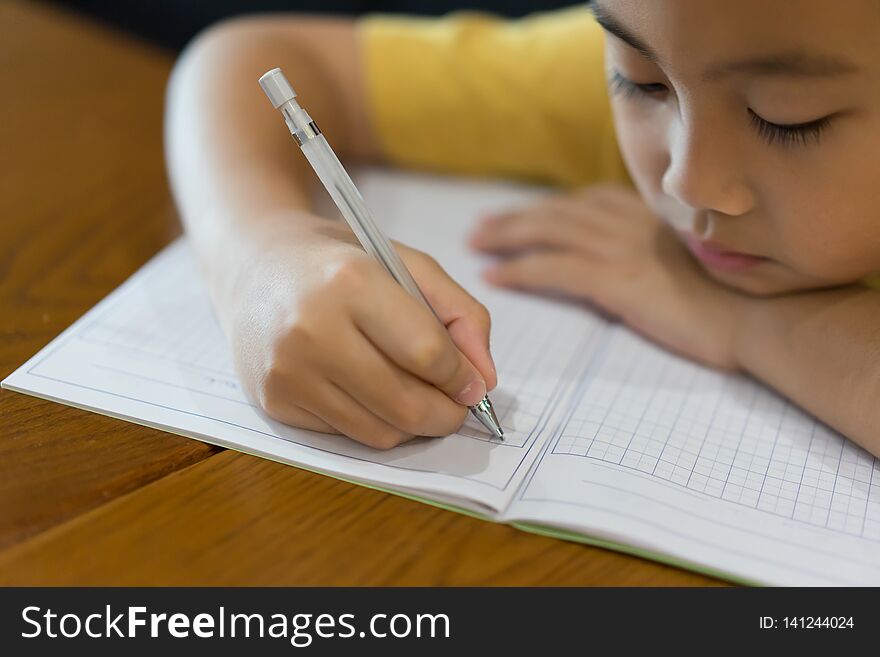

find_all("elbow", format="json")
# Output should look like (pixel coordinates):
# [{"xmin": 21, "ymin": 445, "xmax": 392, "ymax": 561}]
[
  {"xmin": 168, "ymin": 15, "xmax": 281, "ymax": 98},
  {"xmin": 163, "ymin": 15, "xmax": 290, "ymax": 150}
]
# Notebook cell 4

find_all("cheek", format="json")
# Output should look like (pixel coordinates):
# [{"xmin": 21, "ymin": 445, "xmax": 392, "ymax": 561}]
[
  {"xmin": 767, "ymin": 195, "xmax": 833, "ymax": 272},
  {"xmin": 758, "ymin": 122, "xmax": 880, "ymax": 283},
  {"xmin": 766, "ymin": 183, "xmax": 880, "ymax": 283}
]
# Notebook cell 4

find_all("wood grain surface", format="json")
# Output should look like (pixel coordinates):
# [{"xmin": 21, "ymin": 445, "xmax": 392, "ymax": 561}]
[
  {"xmin": 0, "ymin": 0, "xmax": 725, "ymax": 585},
  {"xmin": 0, "ymin": 0, "xmax": 220, "ymax": 552}
]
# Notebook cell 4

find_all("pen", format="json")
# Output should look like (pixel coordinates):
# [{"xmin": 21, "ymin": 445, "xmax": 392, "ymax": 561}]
[{"xmin": 258, "ymin": 67, "xmax": 504, "ymax": 441}]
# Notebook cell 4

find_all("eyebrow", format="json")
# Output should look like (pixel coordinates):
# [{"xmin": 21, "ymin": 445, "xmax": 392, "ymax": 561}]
[
  {"xmin": 589, "ymin": 1, "xmax": 859, "ymax": 81},
  {"xmin": 590, "ymin": 2, "xmax": 660, "ymax": 63},
  {"xmin": 703, "ymin": 53, "xmax": 858, "ymax": 81}
]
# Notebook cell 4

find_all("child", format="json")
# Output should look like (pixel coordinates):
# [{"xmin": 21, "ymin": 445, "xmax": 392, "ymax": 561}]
[{"xmin": 164, "ymin": 1, "xmax": 880, "ymax": 457}]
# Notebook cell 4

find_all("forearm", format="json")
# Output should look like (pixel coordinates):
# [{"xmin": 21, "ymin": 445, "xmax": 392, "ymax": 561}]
[
  {"xmin": 164, "ymin": 16, "xmax": 372, "ymax": 328},
  {"xmin": 736, "ymin": 285, "xmax": 880, "ymax": 456}
]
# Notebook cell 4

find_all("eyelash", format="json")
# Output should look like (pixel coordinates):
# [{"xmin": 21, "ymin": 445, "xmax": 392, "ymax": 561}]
[
  {"xmin": 608, "ymin": 69, "xmax": 833, "ymax": 148},
  {"xmin": 608, "ymin": 70, "xmax": 668, "ymax": 100},
  {"xmin": 746, "ymin": 109, "xmax": 831, "ymax": 148}
]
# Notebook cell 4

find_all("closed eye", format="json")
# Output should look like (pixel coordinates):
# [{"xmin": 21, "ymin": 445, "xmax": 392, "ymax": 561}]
[
  {"xmin": 610, "ymin": 67, "xmax": 834, "ymax": 149},
  {"xmin": 747, "ymin": 109, "xmax": 833, "ymax": 148},
  {"xmin": 608, "ymin": 70, "xmax": 668, "ymax": 100}
]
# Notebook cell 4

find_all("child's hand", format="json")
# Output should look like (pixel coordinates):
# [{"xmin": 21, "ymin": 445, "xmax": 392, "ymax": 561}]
[
  {"xmin": 229, "ymin": 217, "xmax": 497, "ymax": 449},
  {"xmin": 468, "ymin": 184, "xmax": 744, "ymax": 370}
]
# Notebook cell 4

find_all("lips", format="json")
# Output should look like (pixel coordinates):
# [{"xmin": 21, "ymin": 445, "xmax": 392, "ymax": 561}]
[{"xmin": 684, "ymin": 235, "xmax": 767, "ymax": 272}]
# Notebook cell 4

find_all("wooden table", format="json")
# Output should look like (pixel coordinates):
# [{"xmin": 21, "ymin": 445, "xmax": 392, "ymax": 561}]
[{"xmin": 0, "ymin": 1, "xmax": 724, "ymax": 586}]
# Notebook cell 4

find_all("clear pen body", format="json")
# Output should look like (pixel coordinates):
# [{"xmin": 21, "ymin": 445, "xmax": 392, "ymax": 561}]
[{"xmin": 299, "ymin": 132, "xmax": 440, "ymax": 321}]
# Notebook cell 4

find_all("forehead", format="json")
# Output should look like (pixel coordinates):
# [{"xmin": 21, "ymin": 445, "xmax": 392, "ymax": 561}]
[{"xmin": 595, "ymin": 0, "xmax": 879, "ymax": 76}]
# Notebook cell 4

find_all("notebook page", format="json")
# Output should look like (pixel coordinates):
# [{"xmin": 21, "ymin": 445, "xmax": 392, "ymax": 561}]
[
  {"xmin": 2, "ymin": 169, "xmax": 593, "ymax": 514},
  {"xmin": 504, "ymin": 326, "xmax": 880, "ymax": 585}
]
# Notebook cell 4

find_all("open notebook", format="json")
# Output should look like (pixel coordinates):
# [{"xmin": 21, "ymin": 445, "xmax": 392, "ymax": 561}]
[{"xmin": 4, "ymin": 169, "xmax": 880, "ymax": 586}]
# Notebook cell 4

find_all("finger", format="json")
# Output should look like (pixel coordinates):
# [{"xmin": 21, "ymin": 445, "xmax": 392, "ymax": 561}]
[
  {"xmin": 300, "ymin": 378, "xmax": 418, "ymax": 450},
  {"xmin": 322, "ymin": 325, "xmax": 468, "ymax": 436},
  {"xmin": 479, "ymin": 194, "xmax": 581, "ymax": 224},
  {"xmin": 469, "ymin": 207, "xmax": 605, "ymax": 256},
  {"xmin": 345, "ymin": 262, "xmax": 488, "ymax": 407},
  {"xmin": 403, "ymin": 252, "xmax": 498, "ymax": 390},
  {"xmin": 573, "ymin": 183, "xmax": 645, "ymax": 211},
  {"xmin": 484, "ymin": 251, "xmax": 609, "ymax": 303},
  {"xmin": 262, "ymin": 402, "xmax": 340, "ymax": 435}
]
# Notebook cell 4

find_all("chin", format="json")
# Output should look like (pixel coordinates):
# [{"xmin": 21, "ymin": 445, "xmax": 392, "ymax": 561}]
[{"xmin": 700, "ymin": 263, "xmax": 816, "ymax": 297}]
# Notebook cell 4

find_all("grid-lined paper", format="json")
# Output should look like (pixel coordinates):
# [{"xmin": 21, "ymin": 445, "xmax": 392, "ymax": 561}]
[{"xmin": 551, "ymin": 328, "xmax": 880, "ymax": 541}]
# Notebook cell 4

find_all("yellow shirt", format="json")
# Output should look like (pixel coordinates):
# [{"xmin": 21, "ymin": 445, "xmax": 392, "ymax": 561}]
[{"xmin": 360, "ymin": 5, "xmax": 628, "ymax": 188}]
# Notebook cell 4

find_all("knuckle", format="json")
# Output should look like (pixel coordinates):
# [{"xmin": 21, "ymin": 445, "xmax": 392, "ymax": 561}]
[
  {"xmin": 259, "ymin": 327, "xmax": 318, "ymax": 412},
  {"xmin": 394, "ymin": 394, "xmax": 432, "ymax": 433},
  {"xmin": 404, "ymin": 249, "xmax": 442, "ymax": 278},
  {"xmin": 542, "ymin": 197, "xmax": 576, "ymax": 213},
  {"xmin": 439, "ymin": 404, "xmax": 469, "ymax": 435},
  {"xmin": 409, "ymin": 248, "xmax": 438, "ymax": 268},
  {"xmin": 284, "ymin": 319, "xmax": 316, "ymax": 350},
  {"xmin": 258, "ymin": 365, "xmax": 291, "ymax": 417},
  {"xmin": 575, "ymin": 184, "xmax": 611, "ymax": 205},
  {"xmin": 394, "ymin": 247, "xmax": 440, "ymax": 271},
  {"xmin": 272, "ymin": 318, "xmax": 318, "ymax": 365},
  {"xmin": 583, "ymin": 182, "xmax": 617, "ymax": 196},
  {"xmin": 584, "ymin": 183, "xmax": 630, "ymax": 207},
  {"xmin": 363, "ymin": 427, "xmax": 411, "ymax": 450},
  {"xmin": 511, "ymin": 220, "xmax": 538, "ymax": 239},
  {"xmin": 327, "ymin": 256, "xmax": 372, "ymax": 296},
  {"xmin": 410, "ymin": 336, "xmax": 449, "ymax": 373},
  {"xmin": 474, "ymin": 301, "xmax": 491, "ymax": 330}
]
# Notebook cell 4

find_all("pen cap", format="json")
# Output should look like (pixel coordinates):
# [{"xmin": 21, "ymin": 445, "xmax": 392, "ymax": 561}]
[{"xmin": 259, "ymin": 68, "xmax": 297, "ymax": 108}]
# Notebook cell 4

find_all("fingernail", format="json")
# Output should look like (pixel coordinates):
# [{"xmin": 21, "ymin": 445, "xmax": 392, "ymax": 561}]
[{"xmin": 456, "ymin": 377, "xmax": 487, "ymax": 406}]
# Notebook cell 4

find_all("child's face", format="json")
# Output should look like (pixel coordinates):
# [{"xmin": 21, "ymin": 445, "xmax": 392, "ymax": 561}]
[{"xmin": 598, "ymin": 0, "xmax": 880, "ymax": 294}]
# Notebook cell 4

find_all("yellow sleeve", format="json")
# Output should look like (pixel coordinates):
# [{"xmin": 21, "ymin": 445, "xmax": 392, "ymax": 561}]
[
  {"xmin": 862, "ymin": 274, "xmax": 880, "ymax": 289},
  {"xmin": 359, "ymin": 6, "xmax": 629, "ymax": 188}
]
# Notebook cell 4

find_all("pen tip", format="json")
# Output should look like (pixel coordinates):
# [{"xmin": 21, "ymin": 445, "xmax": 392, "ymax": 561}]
[{"xmin": 469, "ymin": 396, "xmax": 505, "ymax": 441}]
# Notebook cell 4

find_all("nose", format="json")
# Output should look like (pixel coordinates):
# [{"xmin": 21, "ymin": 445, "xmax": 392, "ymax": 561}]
[{"xmin": 661, "ymin": 113, "xmax": 755, "ymax": 218}]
